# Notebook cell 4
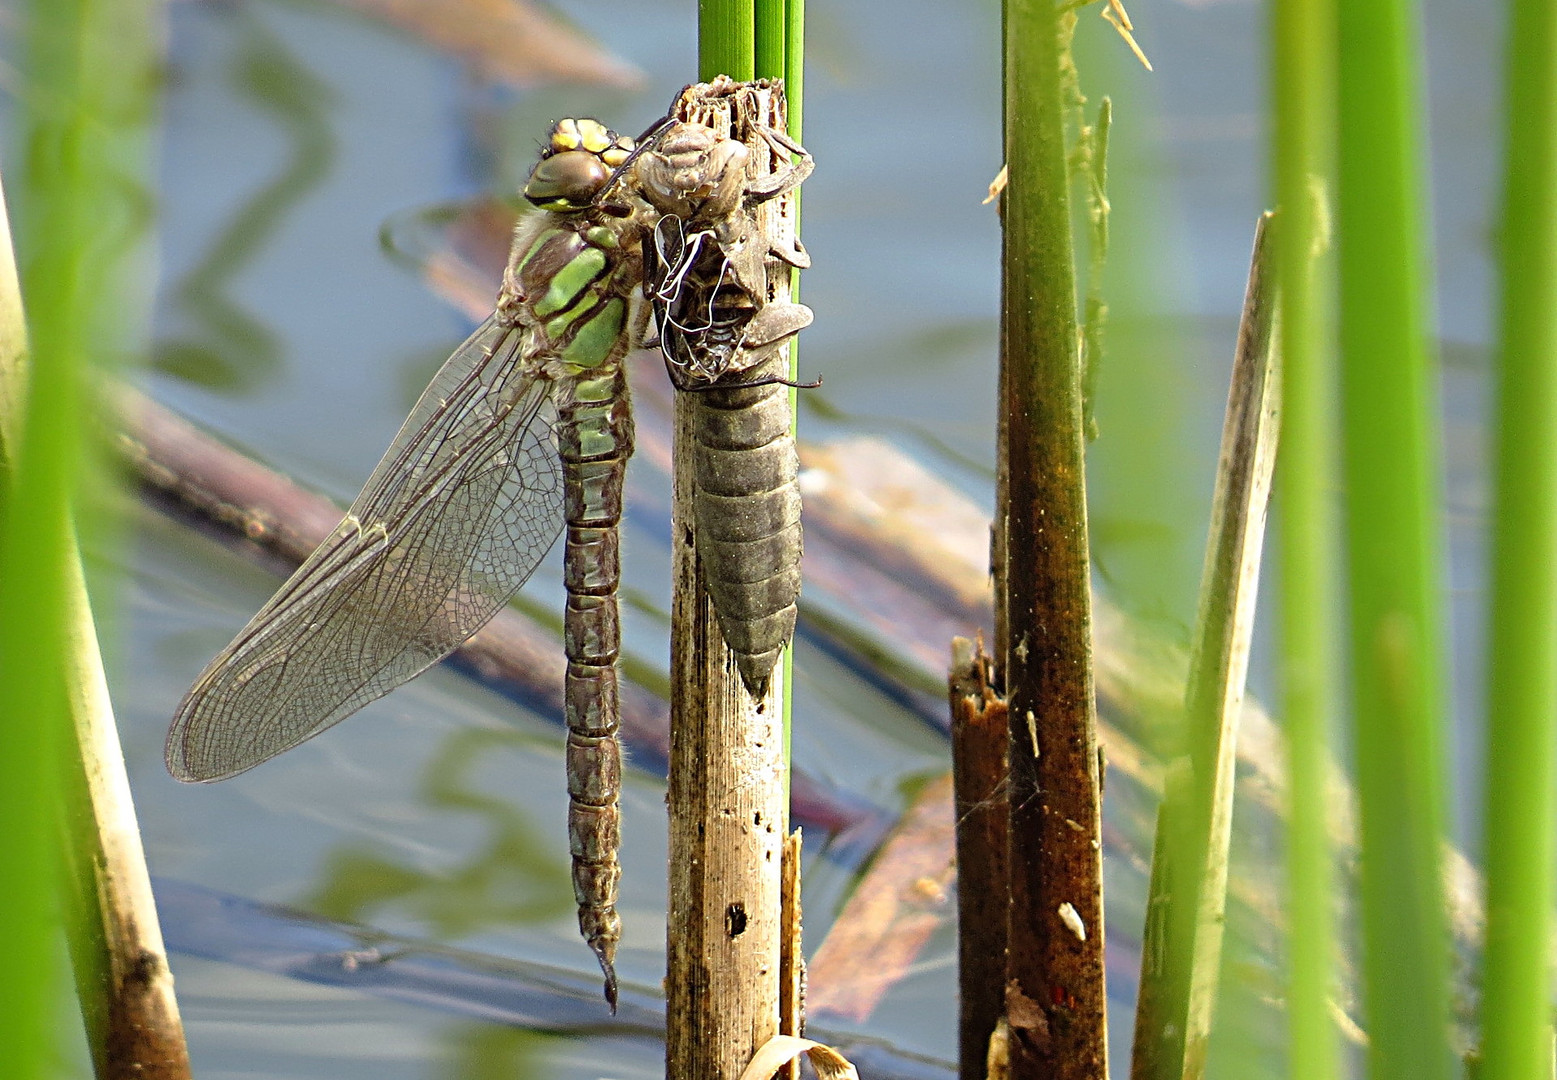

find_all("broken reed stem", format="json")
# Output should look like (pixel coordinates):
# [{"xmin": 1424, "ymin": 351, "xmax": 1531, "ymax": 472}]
[
  {"xmin": 950, "ymin": 638, "xmax": 1010, "ymax": 1080},
  {"xmin": 0, "ymin": 167, "xmax": 192, "ymax": 1079},
  {"xmin": 998, "ymin": 1, "xmax": 1106, "ymax": 1075},
  {"xmin": 1129, "ymin": 212, "xmax": 1282, "ymax": 1080},
  {"xmin": 60, "ymin": 548, "xmax": 194, "ymax": 1080},
  {"xmin": 665, "ymin": 82, "xmax": 796, "ymax": 1080}
]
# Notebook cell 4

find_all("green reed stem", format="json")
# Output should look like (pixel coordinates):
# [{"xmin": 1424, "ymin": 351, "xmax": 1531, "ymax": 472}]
[
  {"xmin": 0, "ymin": 0, "xmax": 113, "ymax": 1072},
  {"xmin": 1334, "ymin": 0, "xmax": 1453, "ymax": 1076},
  {"xmin": 755, "ymin": 0, "xmax": 803, "ymax": 744},
  {"xmin": 1478, "ymin": 4, "xmax": 1557, "ymax": 1078},
  {"xmin": 701, "ymin": 0, "xmax": 805, "ymax": 759},
  {"xmin": 784, "ymin": 4, "xmax": 804, "ymax": 141},
  {"xmin": 1270, "ymin": 0, "xmax": 1338, "ymax": 1077},
  {"xmin": 699, "ymin": 0, "xmax": 756, "ymax": 82},
  {"xmin": 755, "ymin": 0, "xmax": 785, "ymax": 83}
]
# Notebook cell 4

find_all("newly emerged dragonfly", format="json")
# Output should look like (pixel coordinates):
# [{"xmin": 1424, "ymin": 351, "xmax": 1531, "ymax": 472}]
[{"xmin": 167, "ymin": 82, "xmax": 811, "ymax": 1009}]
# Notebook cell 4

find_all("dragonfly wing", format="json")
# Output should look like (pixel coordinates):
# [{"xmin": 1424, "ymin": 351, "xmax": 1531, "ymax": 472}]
[{"xmin": 168, "ymin": 315, "xmax": 565, "ymax": 781}]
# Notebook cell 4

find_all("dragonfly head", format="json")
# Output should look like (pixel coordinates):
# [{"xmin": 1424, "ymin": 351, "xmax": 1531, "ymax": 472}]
[{"xmin": 524, "ymin": 118, "xmax": 635, "ymax": 213}]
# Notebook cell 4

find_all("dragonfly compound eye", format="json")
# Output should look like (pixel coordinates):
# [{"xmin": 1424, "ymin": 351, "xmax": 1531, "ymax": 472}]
[{"xmin": 524, "ymin": 149, "xmax": 612, "ymax": 212}]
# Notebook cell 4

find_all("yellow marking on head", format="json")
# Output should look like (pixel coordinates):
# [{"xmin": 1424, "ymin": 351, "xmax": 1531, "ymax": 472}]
[
  {"xmin": 577, "ymin": 119, "xmax": 613, "ymax": 153},
  {"xmin": 552, "ymin": 118, "xmax": 583, "ymax": 151}
]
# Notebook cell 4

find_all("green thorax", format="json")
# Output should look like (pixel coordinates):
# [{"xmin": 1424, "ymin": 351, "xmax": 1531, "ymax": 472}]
[
  {"xmin": 510, "ymin": 216, "xmax": 639, "ymax": 372},
  {"xmin": 501, "ymin": 116, "xmax": 650, "ymax": 373}
]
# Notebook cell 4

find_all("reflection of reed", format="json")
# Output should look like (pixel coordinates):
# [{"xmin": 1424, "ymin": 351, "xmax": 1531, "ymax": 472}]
[
  {"xmin": 156, "ymin": 13, "xmax": 334, "ymax": 392},
  {"xmin": 303, "ymin": 726, "xmax": 569, "ymax": 934}
]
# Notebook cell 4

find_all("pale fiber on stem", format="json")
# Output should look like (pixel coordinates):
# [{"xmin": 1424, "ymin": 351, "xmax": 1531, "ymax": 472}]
[{"xmin": 779, "ymin": 828, "xmax": 803, "ymax": 1080}]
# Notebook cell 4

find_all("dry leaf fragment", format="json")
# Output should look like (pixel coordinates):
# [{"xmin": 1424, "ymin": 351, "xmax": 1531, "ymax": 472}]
[
  {"xmin": 984, "ymin": 164, "xmax": 1008, "ymax": 205},
  {"xmin": 1005, "ymin": 980, "xmax": 1052, "ymax": 1053},
  {"xmin": 1058, "ymin": 901, "xmax": 1087, "ymax": 941},
  {"xmin": 738, "ymin": 1034, "xmax": 860, "ymax": 1080}
]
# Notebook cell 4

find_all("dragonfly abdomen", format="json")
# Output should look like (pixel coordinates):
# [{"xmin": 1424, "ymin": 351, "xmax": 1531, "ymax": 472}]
[
  {"xmin": 555, "ymin": 364, "xmax": 633, "ymax": 1008},
  {"xmin": 503, "ymin": 121, "xmax": 646, "ymax": 1009}
]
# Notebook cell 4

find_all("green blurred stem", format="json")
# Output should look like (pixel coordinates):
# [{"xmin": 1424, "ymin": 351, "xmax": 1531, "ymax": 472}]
[
  {"xmin": 3, "ymin": 1, "xmax": 181, "ymax": 1076},
  {"xmin": 1270, "ymin": 0, "xmax": 1338, "ymax": 1077},
  {"xmin": 1335, "ymin": 0, "xmax": 1454, "ymax": 1076},
  {"xmin": 1128, "ymin": 213, "xmax": 1281, "ymax": 1080},
  {"xmin": 0, "ymin": 2, "xmax": 97, "ymax": 1075},
  {"xmin": 1479, "ymin": 2, "xmax": 1557, "ymax": 1078}
]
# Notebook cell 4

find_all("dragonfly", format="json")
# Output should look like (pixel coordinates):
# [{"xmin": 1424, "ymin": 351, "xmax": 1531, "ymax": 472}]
[{"xmin": 167, "ymin": 81, "xmax": 811, "ymax": 1010}]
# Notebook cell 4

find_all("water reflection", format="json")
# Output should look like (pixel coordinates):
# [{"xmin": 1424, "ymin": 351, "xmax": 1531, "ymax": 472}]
[
  {"xmin": 155, "ymin": 9, "xmax": 334, "ymax": 393},
  {"xmin": 304, "ymin": 725, "xmax": 569, "ymax": 936},
  {"xmin": 442, "ymin": 1024, "xmax": 557, "ymax": 1080}
]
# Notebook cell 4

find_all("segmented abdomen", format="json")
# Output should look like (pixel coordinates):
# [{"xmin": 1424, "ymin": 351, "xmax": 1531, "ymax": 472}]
[
  {"xmin": 505, "ymin": 207, "xmax": 640, "ymax": 1010},
  {"xmin": 691, "ymin": 353, "xmax": 801, "ymax": 693},
  {"xmin": 556, "ymin": 366, "xmax": 632, "ymax": 1008}
]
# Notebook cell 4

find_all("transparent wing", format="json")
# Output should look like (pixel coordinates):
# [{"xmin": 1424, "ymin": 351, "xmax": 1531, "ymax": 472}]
[{"xmin": 168, "ymin": 315, "xmax": 565, "ymax": 781}]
